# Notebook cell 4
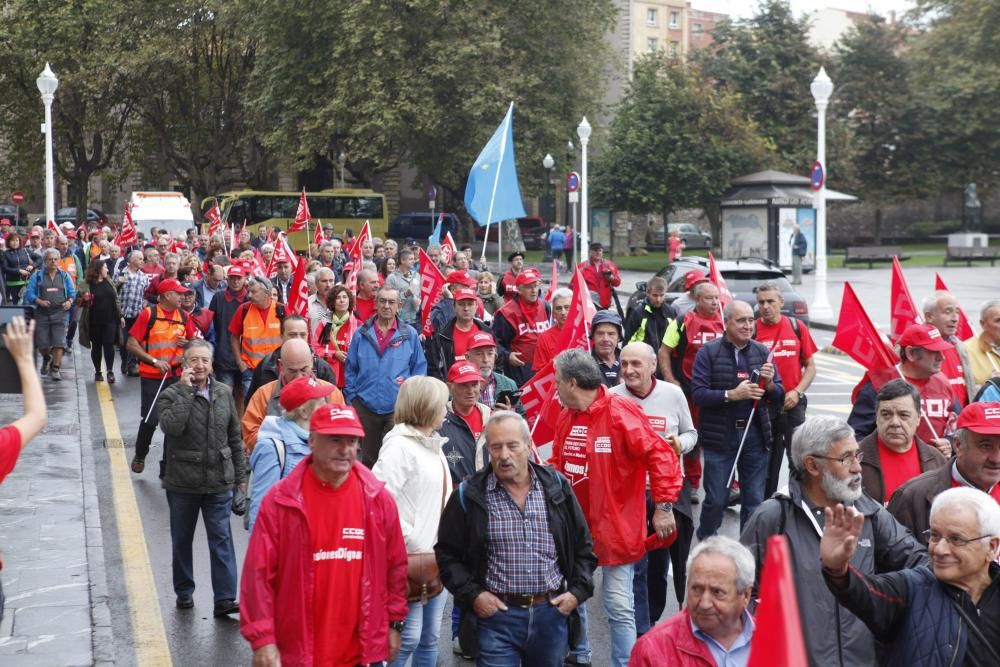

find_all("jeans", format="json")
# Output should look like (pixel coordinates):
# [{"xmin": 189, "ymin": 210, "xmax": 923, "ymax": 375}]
[
  {"xmin": 136, "ymin": 376, "xmax": 177, "ymax": 461},
  {"xmin": 121, "ymin": 315, "xmax": 138, "ymax": 371},
  {"xmin": 632, "ymin": 555, "xmax": 651, "ymax": 636},
  {"xmin": 478, "ymin": 601, "xmax": 569, "ymax": 667},
  {"xmin": 391, "ymin": 591, "xmax": 446, "ymax": 667},
  {"xmin": 215, "ymin": 368, "xmax": 253, "ymax": 395},
  {"xmin": 571, "ymin": 562, "xmax": 637, "ymax": 667},
  {"xmin": 165, "ymin": 489, "xmax": 238, "ymax": 602},
  {"xmin": 697, "ymin": 424, "xmax": 769, "ymax": 539}
]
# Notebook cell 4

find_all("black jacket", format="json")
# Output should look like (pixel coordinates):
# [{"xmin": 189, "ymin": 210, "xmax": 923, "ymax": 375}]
[
  {"xmin": 623, "ymin": 298, "xmax": 676, "ymax": 351},
  {"xmin": 245, "ymin": 348, "xmax": 336, "ymax": 403},
  {"xmin": 426, "ymin": 317, "xmax": 491, "ymax": 380},
  {"xmin": 1, "ymin": 247, "xmax": 32, "ymax": 282},
  {"xmin": 435, "ymin": 462, "xmax": 597, "ymax": 656}
]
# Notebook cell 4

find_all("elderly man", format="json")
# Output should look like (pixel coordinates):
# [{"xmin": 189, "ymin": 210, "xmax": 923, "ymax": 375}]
[
  {"xmin": 208, "ymin": 265, "xmax": 248, "ymax": 390},
  {"xmin": 229, "ymin": 276, "xmax": 284, "ymax": 398},
  {"xmin": 628, "ymin": 537, "xmax": 755, "ymax": 667},
  {"xmin": 241, "ymin": 405, "xmax": 408, "ymax": 666},
  {"xmin": 497, "ymin": 251, "xmax": 525, "ymax": 302},
  {"xmin": 859, "ymin": 379, "xmax": 948, "ymax": 504},
  {"xmin": 354, "ymin": 269, "xmax": 379, "ymax": 322},
  {"xmin": 578, "ymin": 242, "xmax": 622, "ymax": 310},
  {"xmin": 590, "ymin": 310, "xmax": 623, "ymax": 387},
  {"xmin": 889, "ymin": 401, "xmax": 1000, "ymax": 543},
  {"xmin": 849, "ymin": 323, "xmax": 959, "ymax": 454},
  {"xmin": 244, "ymin": 314, "xmax": 336, "ymax": 403},
  {"xmin": 692, "ymin": 300, "xmax": 783, "ymax": 538},
  {"xmin": 923, "ymin": 290, "xmax": 977, "ymax": 405},
  {"xmin": 611, "ymin": 342, "xmax": 698, "ymax": 630},
  {"xmin": 756, "ymin": 280, "xmax": 818, "ymax": 497},
  {"xmin": 436, "ymin": 411, "xmax": 597, "ymax": 666},
  {"xmin": 493, "ymin": 267, "xmax": 551, "ymax": 387},
  {"xmin": 439, "ymin": 361, "xmax": 492, "ymax": 483},
  {"xmin": 465, "ymin": 332, "xmax": 525, "ymax": 416},
  {"xmin": 657, "ymin": 281, "xmax": 723, "ymax": 392},
  {"xmin": 821, "ymin": 487, "xmax": 1000, "ymax": 666},
  {"xmin": 427, "ymin": 286, "xmax": 490, "ymax": 380},
  {"xmin": 308, "ymin": 267, "xmax": 335, "ymax": 330},
  {"xmin": 345, "ymin": 286, "xmax": 427, "ymax": 467},
  {"xmin": 272, "ymin": 258, "xmax": 292, "ymax": 304},
  {"xmin": 24, "ymin": 248, "xmax": 76, "ymax": 380},
  {"xmin": 193, "ymin": 263, "xmax": 226, "ymax": 309},
  {"xmin": 145, "ymin": 252, "xmax": 181, "ymax": 305},
  {"xmin": 158, "ymin": 340, "xmax": 245, "ymax": 616},
  {"xmin": 741, "ymin": 416, "xmax": 926, "ymax": 667},
  {"xmin": 384, "ymin": 249, "xmax": 419, "ymax": 325},
  {"xmin": 965, "ymin": 299, "xmax": 1000, "ymax": 388},
  {"xmin": 533, "ymin": 287, "xmax": 572, "ymax": 372},
  {"xmin": 115, "ymin": 250, "xmax": 152, "ymax": 375},
  {"xmin": 668, "ymin": 270, "xmax": 708, "ymax": 318},
  {"xmin": 551, "ymin": 349, "xmax": 681, "ymax": 667},
  {"xmin": 624, "ymin": 276, "xmax": 675, "ymax": 354}
]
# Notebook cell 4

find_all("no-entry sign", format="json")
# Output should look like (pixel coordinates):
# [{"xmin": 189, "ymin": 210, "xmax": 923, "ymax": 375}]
[
  {"xmin": 566, "ymin": 172, "xmax": 580, "ymax": 193},
  {"xmin": 10, "ymin": 191, "xmax": 25, "ymax": 205}
]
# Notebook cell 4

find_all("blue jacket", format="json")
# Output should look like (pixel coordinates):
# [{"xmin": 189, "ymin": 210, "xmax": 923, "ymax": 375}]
[
  {"xmin": 24, "ymin": 268, "xmax": 76, "ymax": 313},
  {"xmin": 548, "ymin": 229, "xmax": 566, "ymax": 251},
  {"xmin": 345, "ymin": 316, "xmax": 427, "ymax": 414},
  {"xmin": 247, "ymin": 416, "xmax": 310, "ymax": 531}
]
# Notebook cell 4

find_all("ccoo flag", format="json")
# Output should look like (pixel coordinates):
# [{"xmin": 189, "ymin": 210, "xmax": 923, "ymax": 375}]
[{"xmin": 464, "ymin": 102, "xmax": 526, "ymax": 227}]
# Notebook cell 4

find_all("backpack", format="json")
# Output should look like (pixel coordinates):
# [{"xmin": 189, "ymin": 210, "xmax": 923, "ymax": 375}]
[
  {"xmin": 142, "ymin": 305, "xmax": 190, "ymax": 340},
  {"xmin": 243, "ymin": 437, "xmax": 287, "ymax": 531},
  {"xmin": 973, "ymin": 377, "xmax": 1000, "ymax": 403},
  {"xmin": 239, "ymin": 301, "xmax": 286, "ymax": 327}
]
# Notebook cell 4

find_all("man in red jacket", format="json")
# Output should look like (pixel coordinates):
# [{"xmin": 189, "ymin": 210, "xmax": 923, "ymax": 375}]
[
  {"xmin": 240, "ymin": 405, "xmax": 408, "ymax": 666},
  {"xmin": 578, "ymin": 242, "xmax": 621, "ymax": 310},
  {"xmin": 551, "ymin": 349, "xmax": 682, "ymax": 667}
]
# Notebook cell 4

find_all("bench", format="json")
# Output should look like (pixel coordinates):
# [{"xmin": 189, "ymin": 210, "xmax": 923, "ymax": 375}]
[
  {"xmin": 944, "ymin": 246, "xmax": 999, "ymax": 267},
  {"xmin": 844, "ymin": 246, "xmax": 907, "ymax": 269}
]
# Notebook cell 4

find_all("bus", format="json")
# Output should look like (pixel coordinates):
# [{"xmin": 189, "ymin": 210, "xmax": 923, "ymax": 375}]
[{"xmin": 201, "ymin": 189, "xmax": 388, "ymax": 251}]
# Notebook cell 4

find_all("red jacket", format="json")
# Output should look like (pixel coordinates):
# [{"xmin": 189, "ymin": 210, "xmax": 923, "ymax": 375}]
[
  {"xmin": 628, "ymin": 608, "xmax": 718, "ymax": 667},
  {"xmin": 578, "ymin": 259, "xmax": 621, "ymax": 309},
  {"xmin": 550, "ymin": 385, "xmax": 682, "ymax": 566},
  {"xmin": 240, "ymin": 458, "xmax": 408, "ymax": 666}
]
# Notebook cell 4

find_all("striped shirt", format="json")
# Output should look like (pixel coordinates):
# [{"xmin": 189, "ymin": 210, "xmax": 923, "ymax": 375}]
[{"xmin": 484, "ymin": 469, "xmax": 562, "ymax": 595}]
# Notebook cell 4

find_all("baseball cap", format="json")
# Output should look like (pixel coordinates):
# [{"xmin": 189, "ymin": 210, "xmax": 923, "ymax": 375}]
[
  {"xmin": 956, "ymin": 402, "xmax": 1000, "ymax": 435},
  {"xmin": 589, "ymin": 242, "xmax": 603, "ymax": 251},
  {"xmin": 279, "ymin": 376, "xmax": 337, "ymax": 411},
  {"xmin": 898, "ymin": 324, "xmax": 952, "ymax": 352},
  {"xmin": 0, "ymin": 219, "xmax": 10, "ymax": 226},
  {"xmin": 60, "ymin": 221, "xmax": 74, "ymax": 229},
  {"xmin": 515, "ymin": 268, "xmax": 542, "ymax": 287},
  {"xmin": 180, "ymin": 281, "xmax": 196, "ymax": 293},
  {"xmin": 448, "ymin": 361, "xmax": 484, "ymax": 384},
  {"xmin": 227, "ymin": 265, "xmax": 246, "ymax": 277},
  {"xmin": 453, "ymin": 287, "xmax": 477, "ymax": 302},
  {"xmin": 684, "ymin": 270, "xmax": 709, "ymax": 291},
  {"xmin": 310, "ymin": 405, "xmax": 366, "ymax": 437},
  {"xmin": 467, "ymin": 331, "xmax": 496, "ymax": 350},
  {"xmin": 65, "ymin": 230, "xmax": 77, "ymax": 239},
  {"xmin": 445, "ymin": 270, "xmax": 476, "ymax": 287},
  {"xmin": 157, "ymin": 278, "xmax": 192, "ymax": 295}
]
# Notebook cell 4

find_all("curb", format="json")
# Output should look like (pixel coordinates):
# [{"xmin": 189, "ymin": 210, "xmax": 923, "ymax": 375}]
[{"xmin": 72, "ymin": 347, "xmax": 116, "ymax": 666}]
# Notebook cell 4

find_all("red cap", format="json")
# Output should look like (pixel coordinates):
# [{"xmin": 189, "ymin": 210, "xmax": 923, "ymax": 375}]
[
  {"xmin": 279, "ymin": 377, "xmax": 336, "ymax": 411},
  {"xmin": 29, "ymin": 230, "xmax": 40, "ymax": 237},
  {"xmin": 157, "ymin": 278, "xmax": 192, "ymax": 295},
  {"xmin": 0, "ymin": 219, "xmax": 10, "ymax": 226},
  {"xmin": 956, "ymin": 402, "xmax": 1000, "ymax": 435},
  {"xmin": 310, "ymin": 405, "xmax": 366, "ymax": 437},
  {"xmin": 684, "ymin": 270, "xmax": 709, "ymax": 291},
  {"xmin": 515, "ymin": 268, "xmax": 541, "ymax": 287},
  {"xmin": 65, "ymin": 230, "xmax": 77, "ymax": 239},
  {"xmin": 453, "ymin": 287, "xmax": 477, "ymax": 302},
  {"xmin": 445, "ymin": 270, "xmax": 476, "ymax": 287},
  {"xmin": 448, "ymin": 361, "xmax": 483, "ymax": 384},
  {"xmin": 227, "ymin": 265, "xmax": 245, "ymax": 277},
  {"xmin": 898, "ymin": 324, "xmax": 952, "ymax": 352},
  {"xmin": 467, "ymin": 331, "xmax": 496, "ymax": 350}
]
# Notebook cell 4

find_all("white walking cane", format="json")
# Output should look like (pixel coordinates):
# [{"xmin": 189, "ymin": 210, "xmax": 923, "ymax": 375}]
[{"xmin": 727, "ymin": 400, "xmax": 760, "ymax": 488}]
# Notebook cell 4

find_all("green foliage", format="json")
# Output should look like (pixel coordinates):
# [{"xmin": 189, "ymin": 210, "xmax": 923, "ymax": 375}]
[{"xmin": 591, "ymin": 53, "xmax": 771, "ymax": 219}]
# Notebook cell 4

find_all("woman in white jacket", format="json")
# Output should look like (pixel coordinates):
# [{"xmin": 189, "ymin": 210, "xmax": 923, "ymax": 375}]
[{"xmin": 373, "ymin": 376, "xmax": 452, "ymax": 667}]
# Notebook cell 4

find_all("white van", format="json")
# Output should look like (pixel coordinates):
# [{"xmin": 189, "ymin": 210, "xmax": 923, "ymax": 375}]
[{"xmin": 129, "ymin": 191, "xmax": 195, "ymax": 240}]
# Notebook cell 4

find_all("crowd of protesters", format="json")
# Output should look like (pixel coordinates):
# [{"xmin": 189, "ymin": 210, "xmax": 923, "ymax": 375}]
[{"xmin": 5, "ymin": 213, "xmax": 1000, "ymax": 667}]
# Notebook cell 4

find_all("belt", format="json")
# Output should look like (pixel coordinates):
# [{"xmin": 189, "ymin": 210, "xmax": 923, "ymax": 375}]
[
  {"xmin": 492, "ymin": 591, "xmax": 556, "ymax": 608},
  {"xmin": 735, "ymin": 419, "xmax": 748, "ymax": 429}
]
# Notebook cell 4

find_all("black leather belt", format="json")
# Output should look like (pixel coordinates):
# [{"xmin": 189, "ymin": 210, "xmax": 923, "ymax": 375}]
[
  {"xmin": 735, "ymin": 419, "xmax": 748, "ymax": 429},
  {"xmin": 492, "ymin": 590, "xmax": 560, "ymax": 608}
]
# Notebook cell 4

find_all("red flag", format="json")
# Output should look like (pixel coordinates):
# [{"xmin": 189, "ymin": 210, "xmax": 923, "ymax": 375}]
[
  {"xmin": 313, "ymin": 219, "xmax": 326, "ymax": 247},
  {"xmin": 348, "ymin": 220, "xmax": 371, "ymax": 262},
  {"xmin": 239, "ymin": 217, "xmax": 248, "ymax": 241},
  {"xmin": 251, "ymin": 246, "xmax": 267, "ymax": 278},
  {"xmin": 833, "ymin": 282, "xmax": 900, "ymax": 371},
  {"xmin": 289, "ymin": 189, "xmax": 310, "ymax": 232},
  {"xmin": 204, "ymin": 199, "xmax": 223, "ymax": 237},
  {"xmin": 274, "ymin": 233, "xmax": 298, "ymax": 269},
  {"xmin": 707, "ymin": 251, "xmax": 732, "ymax": 320},
  {"xmin": 747, "ymin": 535, "xmax": 808, "ymax": 667},
  {"xmin": 418, "ymin": 248, "xmax": 447, "ymax": 336},
  {"xmin": 115, "ymin": 203, "xmax": 138, "ymax": 247},
  {"xmin": 47, "ymin": 218, "xmax": 60, "ymax": 235},
  {"xmin": 557, "ymin": 269, "xmax": 598, "ymax": 353},
  {"xmin": 520, "ymin": 360, "xmax": 560, "ymax": 449},
  {"xmin": 935, "ymin": 273, "xmax": 976, "ymax": 340},
  {"xmin": 285, "ymin": 253, "xmax": 310, "ymax": 320},
  {"xmin": 890, "ymin": 256, "xmax": 923, "ymax": 342},
  {"xmin": 548, "ymin": 260, "xmax": 559, "ymax": 297},
  {"xmin": 441, "ymin": 231, "xmax": 458, "ymax": 265}
]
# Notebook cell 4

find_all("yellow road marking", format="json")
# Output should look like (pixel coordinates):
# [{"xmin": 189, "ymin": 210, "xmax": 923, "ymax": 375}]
[{"xmin": 95, "ymin": 382, "xmax": 173, "ymax": 666}]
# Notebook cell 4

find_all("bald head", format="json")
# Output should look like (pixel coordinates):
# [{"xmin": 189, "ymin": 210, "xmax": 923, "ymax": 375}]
[
  {"xmin": 279, "ymin": 338, "xmax": 314, "ymax": 383},
  {"xmin": 620, "ymin": 342, "xmax": 657, "ymax": 393}
]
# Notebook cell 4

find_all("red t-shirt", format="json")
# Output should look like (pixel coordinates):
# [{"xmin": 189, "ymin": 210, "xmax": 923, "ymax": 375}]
[
  {"xmin": 452, "ymin": 322, "xmax": 478, "ymax": 361},
  {"xmin": 940, "ymin": 345, "xmax": 969, "ymax": 407},
  {"xmin": 877, "ymin": 437, "xmax": 922, "ymax": 502},
  {"xmin": 950, "ymin": 473, "xmax": 1000, "ymax": 504},
  {"xmin": 355, "ymin": 297, "xmax": 376, "ymax": 323},
  {"xmin": 560, "ymin": 417, "xmax": 591, "ymax": 515},
  {"xmin": 303, "ymin": 465, "xmax": 365, "ymax": 666},
  {"xmin": 0, "ymin": 425, "xmax": 23, "ymax": 485},
  {"xmin": 456, "ymin": 404, "xmax": 484, "ymax": 441},
  {"xmin": 755, "ymin": 317, "xmax": 818, "ymax": 390}
]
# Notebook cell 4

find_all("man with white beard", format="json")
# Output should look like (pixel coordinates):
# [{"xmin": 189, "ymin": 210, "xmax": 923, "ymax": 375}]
[{"xmin": 739, "ymin": 416, "xmax": 927, "ymax": 667}]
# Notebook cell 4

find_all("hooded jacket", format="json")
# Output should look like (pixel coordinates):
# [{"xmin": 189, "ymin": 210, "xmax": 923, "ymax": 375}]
[
  {"xmin": 247, "ymin": 416, "xmax": 310, "ymax": 531},
  {"xmin": 240, "ymin": 459, "xmax": 408, "ymax": 666}
]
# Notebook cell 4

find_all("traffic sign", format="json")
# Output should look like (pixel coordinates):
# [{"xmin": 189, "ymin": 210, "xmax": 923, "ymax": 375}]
[
  {"xmin": 566, "ymin": 172, "xmax": 580, "ymax": 193},
  {"xmin": 10, "ymin": 191, "xmax": 24, "ymax": 205},
  {"xmin": 427, "ymin": 185, "xmax": 437, "ymax": 200},
  {"xmin": 810, "ymin": 161, "xmax": 824, "ymax": 191}
]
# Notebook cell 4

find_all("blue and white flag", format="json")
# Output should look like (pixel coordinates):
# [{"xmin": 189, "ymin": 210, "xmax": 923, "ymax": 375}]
[
  {"xmin": 428, "ymin": 212, "xmax": 444, "ymax": 245},
  {"xmin": 464, "ymin": 102, "xmax": 526, "ymax": 227}
]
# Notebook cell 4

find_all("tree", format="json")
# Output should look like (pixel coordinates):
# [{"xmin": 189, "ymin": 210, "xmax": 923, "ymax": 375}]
[{"xmin": 591, "ymin": 53, "xmax": 772, "ymax": 241}]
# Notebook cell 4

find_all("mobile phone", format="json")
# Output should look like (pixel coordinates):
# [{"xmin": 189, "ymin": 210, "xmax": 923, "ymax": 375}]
[
  {"xmin": 496, "ymin": 389, "xmax": 523, "ymax": 405},
  {"xmin": 749, "ymin": 369, "xmax": 761, "ymax": 385}
]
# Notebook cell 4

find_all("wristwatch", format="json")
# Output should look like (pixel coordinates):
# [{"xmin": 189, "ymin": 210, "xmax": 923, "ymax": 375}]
[
  {"xmin": 723, "ymin": 390, "xmax": 730, "ymax": 402},
  {"xmin": 389, "ymin": 620, "xmax": 405, "ymax": 632},
  {"xmin": 654, "ymin": 502, "xmax": 673, "ymax": 513}
]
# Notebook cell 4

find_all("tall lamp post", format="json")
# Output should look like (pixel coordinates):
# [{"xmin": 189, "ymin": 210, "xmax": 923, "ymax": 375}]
[
  {"xmin": 36, "ymin": 63, "xmax": 58, "ymax": 228},
  {"xmin": 577, "ymin": 117, "xmax": 592, "ymax": 264},
  {"xmin": 566, "ymin": 140, "xmax": 574, "ymax": 263},
  {"xmin": 810, "ymin": 67, "xmax": 834, "ymax": 320},
  {"xmin": 542, "ymin": 153, "xmax": 554, "ymax": 229}
]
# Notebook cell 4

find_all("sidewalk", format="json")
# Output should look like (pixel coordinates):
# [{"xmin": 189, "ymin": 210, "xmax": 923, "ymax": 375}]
[{"xmin": 0, "ymin": 347, "xmax": 112, "ymax": 666}]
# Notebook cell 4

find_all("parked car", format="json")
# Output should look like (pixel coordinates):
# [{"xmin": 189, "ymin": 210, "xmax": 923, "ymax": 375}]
[
  {"xmin": 652, "ymin": 222, "xmax": 712, "ymax": 250},
  {"xmin": 387, "ymin": 212, "xmax": 460, "ymax": 242},
  {"xmin": 628, "ymin": 256, "xmax": 809, "ymax": 324},
  {"xmin": 35, "ymin": 207, "xmax": 107, "ymax": 228},
  {"xmin": 0, "ymin": 204, "xmax": 27, "ymax": 228},
  {"xmin": 473, "ymin": 216, "xmax": 547, "ymax": 250}
]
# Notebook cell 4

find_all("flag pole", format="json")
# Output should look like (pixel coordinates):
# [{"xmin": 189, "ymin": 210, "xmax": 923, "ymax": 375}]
[
  {"xmin": 894, "ymin": 366, "xmax": 941, "ymax": 440},
  {"xmin": 306, "ymin": 218, "xmax": 312, "ymax": 259},
  {"xmin": 479, "ymin": 101, "xmax": 514, "ymax": 271}
]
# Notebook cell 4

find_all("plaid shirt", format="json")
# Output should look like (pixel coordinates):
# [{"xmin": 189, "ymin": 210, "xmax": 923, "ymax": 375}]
[
  {"xmin": 480, "ymin": 374, "xmax": 497, "ymax": 408},
  {"xmin": 119, "ymin": 268, "xmax": 152, "ymax": 318},
  {"xmin": 484, "ymin": 469, "xmax": 562, "ymax": 595}
]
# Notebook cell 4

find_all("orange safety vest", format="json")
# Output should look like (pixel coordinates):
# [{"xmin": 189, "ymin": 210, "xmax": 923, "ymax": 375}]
[
  {"xmin": 138, "ymin": 306, "xmax": 188, "ymax": 378},
  {"xmin": 59, "ymin": 255, "xmax": 78, "ymax": 282},
  {"xmin": 239, "ymin": 302, "xmax": 283, "ymax": 369}
]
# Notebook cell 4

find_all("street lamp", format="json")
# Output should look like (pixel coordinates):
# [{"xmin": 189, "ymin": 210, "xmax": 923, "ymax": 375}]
[
  {"xmin": 36, "ymin": 63, "xmax": 58, "ymax": 230},
  {"xmin": 542, "ymin": 153, "xmax": 554, "ymax": 229},
  {"xmin": 577, "ymin": 117, "xmax": 592, "ymax": 263},
  {"xmin": 810, "ymin": 67, "xmax": 834, "ymax": 320}
]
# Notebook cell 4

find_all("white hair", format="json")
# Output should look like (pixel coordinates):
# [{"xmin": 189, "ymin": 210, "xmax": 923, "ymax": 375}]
[
  {"xmin": 551, "ymin": 287, "xmax": 573, "ymax": 303},
  {"xmin": 791, "ymin": 416, "xmax": 855, "ymax": 472},
  {"xmin": 686, "ymin": 536, "xmax": 755, "ymax": 592},
  {"xmin": 930, "ymin": 486, "xmax": 1000, "ymax": 538}
]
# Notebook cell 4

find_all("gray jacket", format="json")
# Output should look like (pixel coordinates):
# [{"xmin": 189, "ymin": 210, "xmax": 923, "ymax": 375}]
[
  {"xmin": 740, "ymin": 478, "xmax": 927, "ymax": 667},
  {"xmin": 158, "ymin": 380, "xmax": 246, "ymax": 494}
]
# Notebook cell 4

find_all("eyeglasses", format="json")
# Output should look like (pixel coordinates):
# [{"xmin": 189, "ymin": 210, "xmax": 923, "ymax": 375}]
[
  {"xmin": 811, "ymin": 451, "xmax": 864, "ymax": 466},
  {"xmin": 922, "ymin": 530, "xmax": 993, "ymax": 548}
]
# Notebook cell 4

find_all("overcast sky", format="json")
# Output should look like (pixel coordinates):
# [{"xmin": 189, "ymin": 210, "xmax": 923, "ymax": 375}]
[{"xmin": 695, "ymin": 0, "xmax": 916, "ymax": 20}]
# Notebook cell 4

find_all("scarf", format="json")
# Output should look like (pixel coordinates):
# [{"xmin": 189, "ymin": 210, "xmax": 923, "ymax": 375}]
[{"xmin": 327, "ymin": 310, "xmax": 353, "ymax": 353}]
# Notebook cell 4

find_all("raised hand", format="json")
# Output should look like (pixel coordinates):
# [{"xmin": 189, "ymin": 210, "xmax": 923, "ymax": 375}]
[{"xmin": 819, "ymin": 503, "xmax": 864, "ymax": 576}]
